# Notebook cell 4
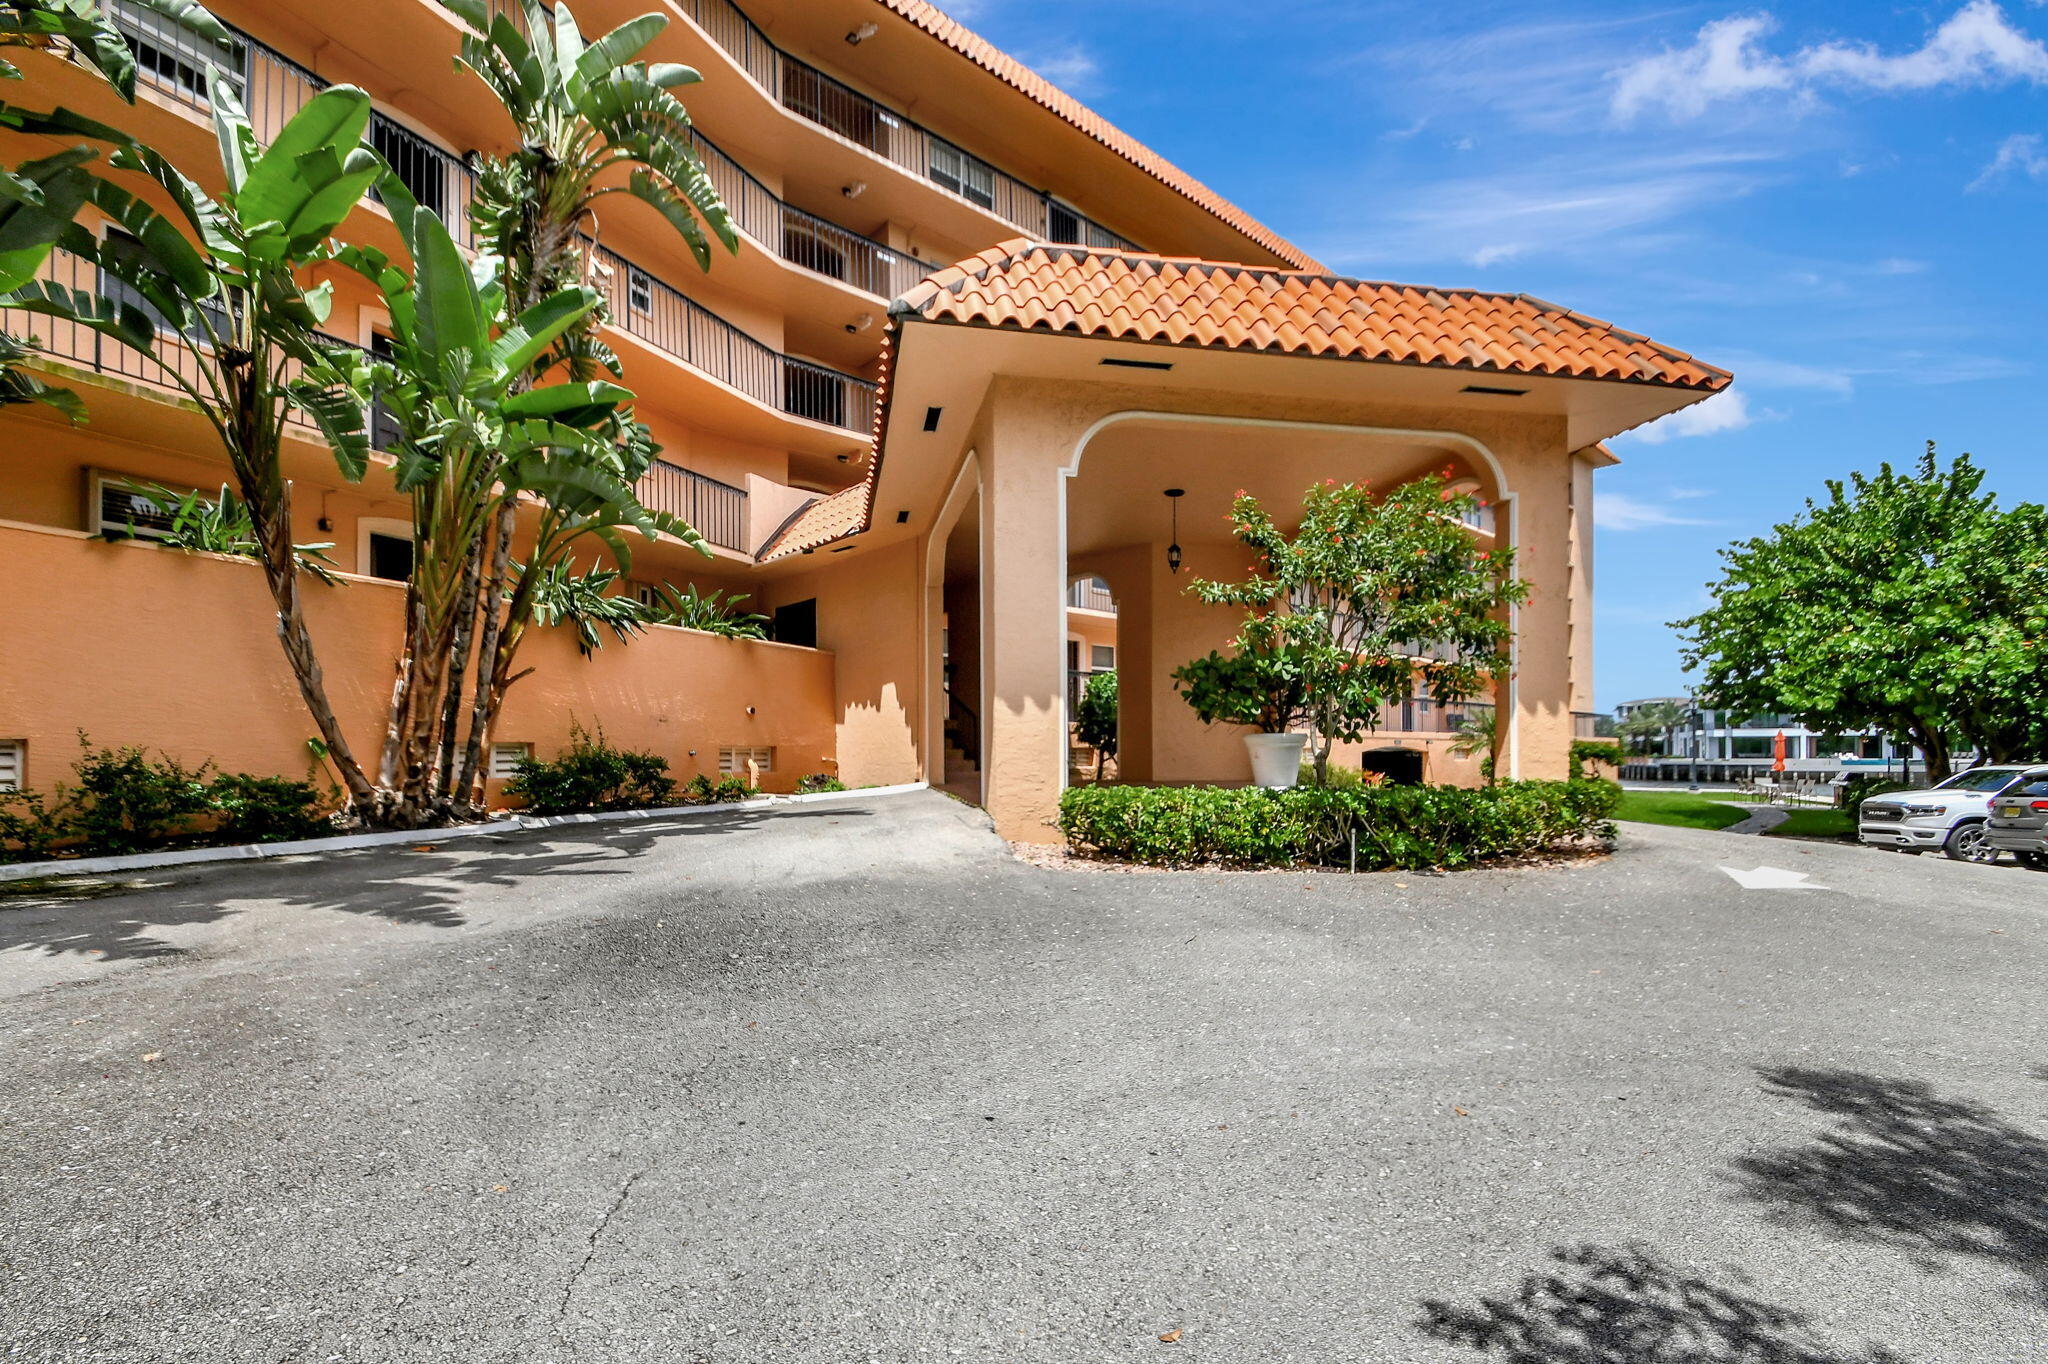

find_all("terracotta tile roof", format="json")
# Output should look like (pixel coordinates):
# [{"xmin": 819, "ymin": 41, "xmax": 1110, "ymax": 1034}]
[
  {"xmin": 758, "ymin": 483, "xmax": 872, "ymax": 561},
  {"xmin": 894, "ymin": 242, "xmax": 1735, "ymax": 392},
  {"xmin": 759, "ymin": 335, "xmax": 896, "ymax": 562},
  {"xmin": 870, "ymin": 1, "xmax": 1321, "ymax": 273}
]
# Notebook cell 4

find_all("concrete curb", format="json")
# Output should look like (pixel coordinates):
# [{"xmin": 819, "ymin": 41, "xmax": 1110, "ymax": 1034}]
[{"xmin": 0, "ymin": 783, "xmax": 930, "ymax": 883}]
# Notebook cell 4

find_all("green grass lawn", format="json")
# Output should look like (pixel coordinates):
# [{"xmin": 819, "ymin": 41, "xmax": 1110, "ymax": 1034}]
[
  {"xmin": 1612, "ymin": 790, "xmax": 1752, "ymax": 830},
  {"xmin": 1763, "ymin": 808, "xmax": 1856, "ymax": 840}
]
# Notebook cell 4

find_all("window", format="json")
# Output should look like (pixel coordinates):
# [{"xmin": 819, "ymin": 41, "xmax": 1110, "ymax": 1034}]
[
  {"xmin": 111, "ymin": 0, "xmax": 245, "ymax": 105},
  {"xmin": 1090, "ymin": 644, "xmax": 1115, "ymax": 670},
  {"xmin": 0, "ymin": 740, "xmax": 22, "ymax": 792},
  {"xmin": 488, "ymin": 743, "xmax": 531, "ymax": 780},
  {"xmin": 1730, "ymin": 736, "xmax": 1774, "ymax": 758},
  {"xmin": 928, "ymin": 141, "xmax": 994, "ymax": 209},
  {"xmin": 87, "ymin": 469, "xmax": 187, "ymax": 540},
  {"xmin": 719, "ymin": 746, "xmax": 773, "ymax": 776},
  {"xmin": 1047, "ymin": 201, "xmax": 1081, "ymax": 245},
  {"xmin": 357, "ymin": 516, "xmax": 413, "ymax": 582},
  {"xmin": 368, "ymin": 114, "xmax": 447, "ymax": 219},
  {"xmin": 368, "ymin": 331, "xmax": 403, "ymax": 451},
  {"xmin": 771, "ymin": 599, "xmax": 817, "ymax": 649},
  {"xmin": 627, "ymin": 266, "xmax": 652, "ymax": 317}
]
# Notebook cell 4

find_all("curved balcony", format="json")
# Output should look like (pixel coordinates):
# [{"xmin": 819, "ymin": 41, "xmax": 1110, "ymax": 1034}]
[
  {"xmin": 86, "ymin": 2, "xmax": 876, "ymax": 446},
  {"xmin": 668, "ymin": 0, "xmax": 1136, "ymax": 252}
]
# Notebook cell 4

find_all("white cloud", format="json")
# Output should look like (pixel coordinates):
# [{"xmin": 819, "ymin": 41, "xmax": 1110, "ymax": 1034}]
[
  {"xmin": 1628, "ymin": 390, "xmax": 1756, "ymax": 445},
  {"xmin": 1969, "ymin": 131, "xmax": 2048, "ymax": 187},
  {"xmin": 1595, "ymin": 491, "xmax": 1715, "ymax": 532},
  {"xmin": 1613, "ymin": 2, "xmax": 2048, "ymax": 122},
  {"xmin": 1020, "ymin": 43, "xmax": 1100, "ymax": 97},
  {"xmin": 1716, "ymin": 353, "xmax": 1856, "ymax": 397},
  {"xmin": 1312, "ymin": 149, "xmax": 1777, "ymax": 272}
]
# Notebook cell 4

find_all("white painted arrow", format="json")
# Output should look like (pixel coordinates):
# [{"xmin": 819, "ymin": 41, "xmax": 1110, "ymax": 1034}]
[{"xmin": 1719, "ymin": 865, "xmax": 1830, "ymax": 891}]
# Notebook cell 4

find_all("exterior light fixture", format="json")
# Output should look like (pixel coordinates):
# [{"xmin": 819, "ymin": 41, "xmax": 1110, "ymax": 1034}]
[
  {"xmin": 842, "ymin": 181, "xmax": 867, "ymax": 200},
  {"xmin": 846, "ymin": 22, "xmax": 878, "ymax": 44},
  {"xmin": 1164, "ymin": 488, "xmax": 1185, "ymax": 574}
]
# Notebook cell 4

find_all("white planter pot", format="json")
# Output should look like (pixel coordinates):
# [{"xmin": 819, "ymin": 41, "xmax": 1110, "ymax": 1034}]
[{"xmin": 1244, "ymin": 732, "xmax": 1307, "ymax": 788}]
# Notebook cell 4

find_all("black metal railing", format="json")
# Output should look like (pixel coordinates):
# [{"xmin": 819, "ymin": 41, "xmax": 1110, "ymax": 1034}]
[
  {"xmin": 586, "ymin": 241, "xmax": 875, "ymax": 433},
  {"xmin": 684, "ymin": 128, "xmax": 936, "ymax": 299},
  {"xmin": 636, "ymin": 460, "xmax": 747, "ymax": 551},
  {"xmin": 672, "ymin": 0, "xmax": 1139, "ymax": 251}
]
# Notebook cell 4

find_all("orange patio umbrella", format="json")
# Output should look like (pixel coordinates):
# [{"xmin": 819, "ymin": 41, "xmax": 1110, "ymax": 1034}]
[{"xmin": 1772, "ymin": 730, "xmax": 1787, "ymax": 773}]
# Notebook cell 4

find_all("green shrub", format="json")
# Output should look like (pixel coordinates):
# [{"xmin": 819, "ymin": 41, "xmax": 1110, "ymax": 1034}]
[
  {"xmin": 207, "ymin": 773, "xmax": 328, "ymax": 843},
  {"xmin": 681, "ymin": 773, "xmax": 717, "ymax": 805},
  {"xmin": 65, "ymin": 739, "xmax": 214, "ymax": 855},
  {"xmin": 0, "ymin": 736, "xmax": 333, "ymax": 862},
  {"xmin": 710, "ymin": 775, "xmax": 753, "ymax": 803},
  {"xmin": 1059, "ymin": 779, "xmax": 1619, "ymax": 870},
  {"xmin": 504, "ymin": 726, "xmax": 675, "ymax": 815},
  {"xmin": 1298, "ymin": 762, "xmax": 1384, "ymax": 791},
  {"xmin": 797, "ymin": 773, "xmax": 847, "ymax": 793},
  {"xmin": 1569, "ymin": 740, "xmax": 1624, "ymax": 778},
  {"xmin": 0, "ymin": 789, "xmax": 67, "ymax": 864}
]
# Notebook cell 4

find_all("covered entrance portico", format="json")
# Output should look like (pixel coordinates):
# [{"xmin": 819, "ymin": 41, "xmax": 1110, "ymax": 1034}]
[{"xmin": 805, "ymin": 242, "xmax": 1729, "ymax": 840}]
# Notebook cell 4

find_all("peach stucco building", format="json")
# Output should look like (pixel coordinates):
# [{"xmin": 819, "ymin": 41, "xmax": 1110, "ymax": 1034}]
[{"xmin": 0, "ymin": 0, "xmax": 1727, "ymax": 840}]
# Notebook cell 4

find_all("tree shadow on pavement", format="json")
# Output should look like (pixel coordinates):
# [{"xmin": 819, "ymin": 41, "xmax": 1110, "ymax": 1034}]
[
  {"xmin": 1416, "ymin": 1242, "xmax": 1910, "ymax": 1363},
  {"xmin": 1729, "ymin": 1066, "xmax": 2048, "ymax": 1304},
  {"xmin": 0, "ymin": 805, "xmax": 869, "ymax": 964}
]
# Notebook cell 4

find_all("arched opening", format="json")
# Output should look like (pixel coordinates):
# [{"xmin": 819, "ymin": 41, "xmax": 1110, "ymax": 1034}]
[{"xmin": 1061, "ymin": 412, "xmax": 1509, "ymax": 792}]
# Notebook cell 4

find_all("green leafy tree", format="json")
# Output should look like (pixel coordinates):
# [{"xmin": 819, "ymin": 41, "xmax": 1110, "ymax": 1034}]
[
  {"xmin": 1675, "ymin": 445, "xmax": 2048, "ymax": 782},
  {"xmin": 441, "ymin": 0, "xmax": 736, "ymax": 806},
  {"xmin": 1074, "ymin": 669, "xmax": 1118, "ymax": 781},
  {"xmin": 1, "ymin": 74, "xmax": 384, "ymax": 806},
  {"xmin": 1174, "ymin": 475, "xmax": 1530, "ymax": 787}
]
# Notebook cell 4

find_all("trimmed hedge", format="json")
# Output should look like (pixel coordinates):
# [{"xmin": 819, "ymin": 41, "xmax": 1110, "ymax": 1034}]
[{"xmin": 1059, "ymin": 779, "xmax": 1620, "ymax": 870}]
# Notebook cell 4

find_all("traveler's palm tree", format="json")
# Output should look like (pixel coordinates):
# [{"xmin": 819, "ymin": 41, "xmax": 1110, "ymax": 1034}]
[
  {"xmin": 333, "ymin": 180, "xmax": 705, "ymax": 818},
  {"xmin": 440, "ymin": 0, "xmax": 735, "ymax": 803},
  {"xmin": 0, "ymin": 74, "xmax": 384, "ymax": 804}
]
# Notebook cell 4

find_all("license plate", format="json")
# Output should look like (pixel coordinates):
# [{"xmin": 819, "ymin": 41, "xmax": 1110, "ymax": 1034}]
[{"xmin": 1997, "ymin": 804, "xmax": 2024, "ymax": 817}]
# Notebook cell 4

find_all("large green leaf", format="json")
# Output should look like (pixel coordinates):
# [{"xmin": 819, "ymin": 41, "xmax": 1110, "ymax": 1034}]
[
  {"xmin": 0, "ymin": 148, "xmax": 97, "ymax": 290},
  {"xmin": 237, "ymin": 86, "xmax": 374, "ymax": 233},
  {"xmin": 205, "ymin": 66, "xmax": 258, "ymax": 195},
  {"xmin": 489, "ymin": 285, "xmax": 599, "ymax": 377},
  {"xmin": 82, "ymin": 178, "xmax": 214, "ymax": 299},
  {"xmin": 403, "ymin": 202, "xmax": 487, "ymax": 369},
  {"xmin": 498, "ymin": 379, "xmax": 631, "ymax": 425},
  {"xmin": 572, "ymin": 15, "xmax": 666, "ymax": 86}
]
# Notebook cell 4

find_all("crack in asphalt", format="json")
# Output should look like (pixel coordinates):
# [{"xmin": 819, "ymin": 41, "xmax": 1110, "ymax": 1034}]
[{"xmin": 557, "ymin": 1166, "xmax": 648, "ymax": 1321}]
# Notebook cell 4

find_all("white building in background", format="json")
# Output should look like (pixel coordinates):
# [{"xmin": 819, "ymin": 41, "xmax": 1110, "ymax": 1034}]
[{"xmin": 1615, "ymin": 699, "xmax": 1920, "ymax": 784}]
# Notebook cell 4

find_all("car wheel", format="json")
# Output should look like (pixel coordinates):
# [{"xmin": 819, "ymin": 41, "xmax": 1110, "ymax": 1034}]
[{"xmin": 1943, "ymin": 822, "xmax": 1997, "ymax": 864}]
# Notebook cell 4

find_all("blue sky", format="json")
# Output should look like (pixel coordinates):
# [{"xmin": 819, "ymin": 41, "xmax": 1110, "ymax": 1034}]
[{"xmin": 944, "ymin": 0, "xmax": 2048, "ymax": 708}]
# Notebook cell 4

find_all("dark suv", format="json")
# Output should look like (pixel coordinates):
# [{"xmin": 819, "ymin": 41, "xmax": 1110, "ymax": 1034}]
[{"xmin": 1984, "ymin": 768, "xmax": 2048, "ymax": 871}]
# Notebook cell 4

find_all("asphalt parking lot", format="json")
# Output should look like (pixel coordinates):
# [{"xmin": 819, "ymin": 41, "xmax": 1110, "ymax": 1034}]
[{"xmin": 2, "ymin": 791, "xmax": 2042, "ymax": 1362}]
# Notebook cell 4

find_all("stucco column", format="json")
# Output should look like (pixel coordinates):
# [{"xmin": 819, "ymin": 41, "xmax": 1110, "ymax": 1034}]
[
  {"xmin": 1507, "ymin": 456, "xmax": 1574, "ymax": 779},
  {"xmin": 979, "ymin": 402, "xmax": 1076, "ymax": 841}
]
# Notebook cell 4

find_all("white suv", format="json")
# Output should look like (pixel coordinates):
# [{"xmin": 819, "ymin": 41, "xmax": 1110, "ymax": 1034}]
[{"xmin": 1859, "ymin": 765, "xmax": 2048, "ymax": 863}]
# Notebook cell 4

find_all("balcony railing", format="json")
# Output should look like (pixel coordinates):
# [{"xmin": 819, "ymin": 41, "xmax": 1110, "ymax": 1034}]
[
  {"xmin": 670, "ymin": 0, "xmax": 1139, "ymax": 252},
  {"xmin": 636, "ymin": 460, "xmax": 747, "ymax": 551},
  {"xmin": 684, "ymin": 129, "xmax": 938, "ymax": 300},
  {"xmin": 100, "ymin": 2, "xmax": 878, "ymax": 435},
  {"xmin": 587, "ymin": 242, "xmax": 875, "ymax": 433}
]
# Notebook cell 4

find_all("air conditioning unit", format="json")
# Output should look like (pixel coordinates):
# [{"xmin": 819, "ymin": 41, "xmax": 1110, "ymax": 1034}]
[{"xmin": 87, "ymin": 469, "xmax": 185, "ymax": 541}]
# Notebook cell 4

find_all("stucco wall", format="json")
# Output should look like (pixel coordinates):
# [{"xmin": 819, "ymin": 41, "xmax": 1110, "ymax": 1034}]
[{"xmin": 0, "ymin": 522, "xmax": 838, "ymax": 800}]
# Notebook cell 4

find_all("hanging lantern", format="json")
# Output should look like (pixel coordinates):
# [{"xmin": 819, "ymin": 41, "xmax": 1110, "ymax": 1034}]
[{"xmin": 1164, "ymin": 487, "xmax": 1184, "ymax": 574}]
